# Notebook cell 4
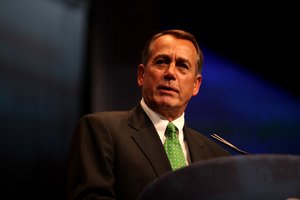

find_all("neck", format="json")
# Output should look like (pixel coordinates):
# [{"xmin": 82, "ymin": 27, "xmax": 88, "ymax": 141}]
[{"xmin": 141, "ymin": 98, "xmax": 185, "ymax": 121}]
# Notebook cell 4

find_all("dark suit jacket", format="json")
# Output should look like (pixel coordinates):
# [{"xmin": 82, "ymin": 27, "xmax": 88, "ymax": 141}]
[{"xmin": 66, "ymin": 104, "xmax": 230, "ymax": 200}]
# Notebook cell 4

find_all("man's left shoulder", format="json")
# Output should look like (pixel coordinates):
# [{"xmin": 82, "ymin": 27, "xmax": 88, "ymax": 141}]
[
  {"xmin": 184, "ymin": 126, "xmax": 231, "ymax": 155},
  {"xmin": 184, "ymin": 126, "xmax": 207, "ymax": 138}
]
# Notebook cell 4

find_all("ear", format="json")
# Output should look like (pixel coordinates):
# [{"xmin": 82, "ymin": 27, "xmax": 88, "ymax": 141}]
[
  {"xmin": 192, "ymin": 74, "xmax": 202, "ymax": 96},
  {"xmin": 137, "ymin": 64, "xmax": 145, "ymax": 86}
]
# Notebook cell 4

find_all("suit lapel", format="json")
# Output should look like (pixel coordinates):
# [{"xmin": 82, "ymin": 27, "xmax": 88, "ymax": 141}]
[
  {"xmin": 184, "ymin": 126, "xmax": 207, "ymax": 162},
  {"xmin": 128, "ymin": 105, "xmax": 172, "ymax": 176}
]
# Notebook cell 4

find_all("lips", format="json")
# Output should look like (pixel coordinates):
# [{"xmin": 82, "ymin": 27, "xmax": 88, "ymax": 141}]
[{"xmin": 157, "ymin": 84, "xmax": 179, "ymax": 93}]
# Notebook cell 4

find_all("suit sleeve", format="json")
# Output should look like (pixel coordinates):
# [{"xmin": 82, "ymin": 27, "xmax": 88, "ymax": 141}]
[{"xmin": 66, "ymin": 114, "xmax": 116, "ymax": 200}]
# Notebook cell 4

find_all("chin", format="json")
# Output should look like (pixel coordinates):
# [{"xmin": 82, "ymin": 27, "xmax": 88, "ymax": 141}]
[
  {"xmin": 156, "ymin": 99, "xmax": 177, "ymax": 109},
  {"xmin": 150, "ymin": 95, "xmax": 178, "ymax": 108}
]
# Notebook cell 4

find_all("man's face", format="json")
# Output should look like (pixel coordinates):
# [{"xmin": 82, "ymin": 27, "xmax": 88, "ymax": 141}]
[{"xmin": 138, "ymin": 35, "xmax": 202, "ymax": 118}]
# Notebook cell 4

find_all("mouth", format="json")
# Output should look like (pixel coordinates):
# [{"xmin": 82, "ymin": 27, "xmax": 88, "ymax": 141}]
[{"xmin": 157, "ymin": 85, "xmax": 179, "ymax": 93}]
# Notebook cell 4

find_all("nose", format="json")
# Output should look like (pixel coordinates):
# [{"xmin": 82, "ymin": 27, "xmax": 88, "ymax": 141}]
[{"xmin": 163, "ymin": 63, "xmax": 176, "ymax": 81}]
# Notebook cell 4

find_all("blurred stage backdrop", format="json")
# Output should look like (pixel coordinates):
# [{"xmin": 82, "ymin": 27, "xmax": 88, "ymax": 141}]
[{"xmin": 1, "ymin": 0, "xmax": 299, "ymax": 199}]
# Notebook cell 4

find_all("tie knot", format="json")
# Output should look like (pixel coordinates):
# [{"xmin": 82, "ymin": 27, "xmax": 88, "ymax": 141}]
[{"xmin": 165, "ymin": 122, "xmax": 178, "ymax": 139}]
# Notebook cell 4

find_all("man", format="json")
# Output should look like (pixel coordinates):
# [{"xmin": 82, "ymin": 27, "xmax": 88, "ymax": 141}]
[{"xmin": 66, "ymin": 29, "xmax": 230, "ymax": 200}]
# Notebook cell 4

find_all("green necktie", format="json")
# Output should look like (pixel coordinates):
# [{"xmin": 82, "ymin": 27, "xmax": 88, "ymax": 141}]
[{"xmin": 164, "ymin": 122, "xmax": 186, "ymax": 170}]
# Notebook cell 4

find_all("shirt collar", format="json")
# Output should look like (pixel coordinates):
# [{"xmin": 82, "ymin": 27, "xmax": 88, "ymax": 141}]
[{"xmin": 140, "ymin": 98, "xmax": 185, "ymax": 134}]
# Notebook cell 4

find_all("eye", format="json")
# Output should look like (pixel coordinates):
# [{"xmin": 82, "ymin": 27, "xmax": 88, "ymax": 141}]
[
  {"xmin": 154, "ymin": 57, "xmax": 171, "ymax": 67},
  {"xmin": 176, "ymin": 61, "xmax": 189, "ymax": 70},
  {"xmin": 155, "ymin": 58, "xmax": 166, "ymax": 65}
]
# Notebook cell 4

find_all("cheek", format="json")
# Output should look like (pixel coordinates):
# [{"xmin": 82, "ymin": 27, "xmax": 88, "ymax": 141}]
[
  {"xmin": 146, "ymin": 70, "xmax": 161, "ymax": 82},
  {"xmin": 181, "ymin": 78, "xmax": 199, "ymax": 94},
  {"xmin": 144, "ymin": 76, "xmax": 156, "ymax": 88}
]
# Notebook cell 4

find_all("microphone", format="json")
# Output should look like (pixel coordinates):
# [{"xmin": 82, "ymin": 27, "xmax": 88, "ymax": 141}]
[{"xmin": 210, "ymin": 133, "xmax": 248, "ymax": 154}]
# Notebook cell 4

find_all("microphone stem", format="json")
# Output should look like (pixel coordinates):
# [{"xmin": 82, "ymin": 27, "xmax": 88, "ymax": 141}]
[{"xmin": 211, "ymin": 134, "xmax": 248, "ymax": 154}]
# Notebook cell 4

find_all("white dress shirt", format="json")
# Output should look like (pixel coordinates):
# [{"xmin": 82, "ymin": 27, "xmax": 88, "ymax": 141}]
[{"xmin": 140, "ymin": 98, "xmax": 191, "ymax": 165}]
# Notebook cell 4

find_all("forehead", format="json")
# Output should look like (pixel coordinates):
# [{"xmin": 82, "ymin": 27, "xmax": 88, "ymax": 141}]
[{"xmin": 150, "ymin": 35, "xmax": 197, "ymax": 58}]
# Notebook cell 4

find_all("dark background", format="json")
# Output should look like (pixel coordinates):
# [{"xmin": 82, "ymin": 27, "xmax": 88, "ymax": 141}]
[{"xmin": 0, "ymin": 0, "xmax": 299, "ymax": 199}]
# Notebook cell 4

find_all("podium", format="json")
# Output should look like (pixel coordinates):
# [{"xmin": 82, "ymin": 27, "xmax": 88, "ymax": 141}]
[{"xmin": 138, "ymin": 154, "xmax": 300, "ymax": 200}]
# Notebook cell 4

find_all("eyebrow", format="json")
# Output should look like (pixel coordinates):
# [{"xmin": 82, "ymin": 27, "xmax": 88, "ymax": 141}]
[
  {"xmin": 153, "ymin": 53, "xmax": 170, "ymax": 60},
  {"xmin": 153, "ymin": 53, "xmax": 190, "ymax": 63},
  {"xmin": 176, "ymin": 57, "xmax": 190, "ymax": 65}
]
